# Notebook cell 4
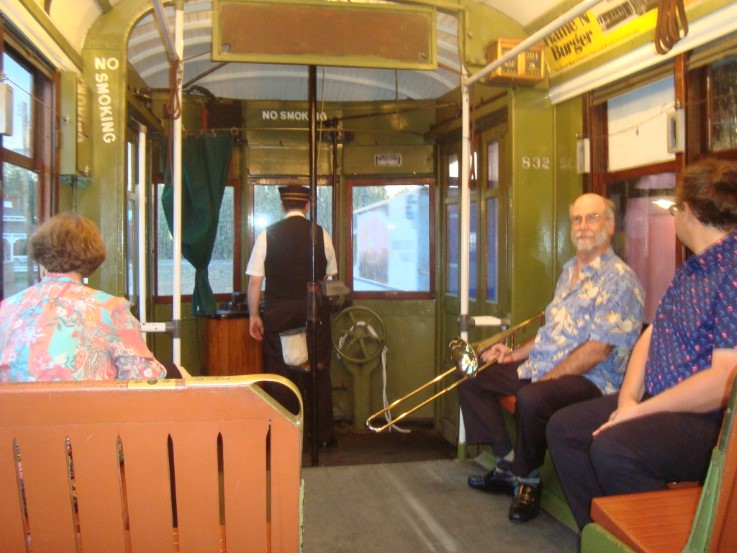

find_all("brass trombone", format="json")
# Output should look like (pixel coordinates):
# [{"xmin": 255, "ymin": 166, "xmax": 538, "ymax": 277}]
[{"xmin": 365, "ymin": 312, "xmax": 544, "ymax": 432}]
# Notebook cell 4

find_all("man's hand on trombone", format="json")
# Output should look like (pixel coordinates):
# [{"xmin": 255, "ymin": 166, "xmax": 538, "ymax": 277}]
[
  {"xmin": 480, "ymin": 343, "xmax": 514, "ymax": 364},
  {"xmin": 480, "ymin": 338, "xmax": 534, "ymax": 365}
]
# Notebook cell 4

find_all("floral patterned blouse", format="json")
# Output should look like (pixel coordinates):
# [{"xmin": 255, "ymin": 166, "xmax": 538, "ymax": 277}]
[{"xmin": 0, "ymin": 274, "xmax": 166, "ymax": 381}]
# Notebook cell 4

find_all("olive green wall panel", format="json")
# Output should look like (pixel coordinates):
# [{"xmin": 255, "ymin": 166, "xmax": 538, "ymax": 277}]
[
  {"xmin": 508, "ymin": 88, "xmax": 556, "ymax": 322},
  {"xmin": 342, "ymin": 144, "xmax": 434, "ymax": 176},
  {"xmin": 78, "ymin": 48, "xmax": 128, "ymax": 295},
  {"xmin": 506, "ymin": 89, "xmax": 583, "ymax": 324},
  {"xmin": 331, "ymin": 299, "xmax": 437, "ymax": 424},
  {"xmin": 83, "ymin": 0, "xmax": 162, "ymax": 296},
  {"xmin": 460, "ymin": 1, "xmax": 526, "ymax": 71},
  {"xmin": 342, "ymin": 102, "xmax": 436, "ymax": 147},
  {"xmin": 57, "ymin": 185, "xmax": 75, "ymax": 214},
  {"xmin": 552, "ymin": 96, "xmax": 584, "ymax": 277},
  {"xmin": 437, "ymin": 305, "xmax": 464, "ymax": 444},
  {"xmin": 247, "ymin": 143, "xmax": 333, "ymax": 176},
  {"xmin": 149, "ymin": 297, "xmax": 438, "ymax": 426}
]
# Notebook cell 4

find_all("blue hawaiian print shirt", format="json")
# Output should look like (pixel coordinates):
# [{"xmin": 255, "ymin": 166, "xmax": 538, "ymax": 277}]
[
  {"xmin": 518, "ymin": 248, "xmax": 645, "ymax": 394},
  {"xmin": 646, "ymin": 230, "xmax": 737, "ymax": 395}
]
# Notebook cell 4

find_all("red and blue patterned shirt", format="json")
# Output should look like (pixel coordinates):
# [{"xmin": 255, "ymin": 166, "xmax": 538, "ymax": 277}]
[{"xmin": 646, "ymin": 229, "xmax": 737, "ymax": 395}]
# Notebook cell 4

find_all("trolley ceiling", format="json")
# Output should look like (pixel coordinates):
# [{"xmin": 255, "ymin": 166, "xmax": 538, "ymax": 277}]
[{"xmin": 107, "ymin": 0, "xmax": 566, "ymax": 103}]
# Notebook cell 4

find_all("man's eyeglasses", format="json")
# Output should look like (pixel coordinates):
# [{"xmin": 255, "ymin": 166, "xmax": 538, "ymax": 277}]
[
  {"xmin": 570, "ymin": 212, "xmax": 602, "ymax": 226},
  {"xmin": 668, "ymin": 204, "xmax": 681, "ymax": 216}
]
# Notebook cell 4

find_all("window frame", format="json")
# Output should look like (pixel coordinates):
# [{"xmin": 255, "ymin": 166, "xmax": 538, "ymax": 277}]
[
  {"xmin": 686, "ymin": 50, "xmax": 737, "ymax": 161},
  {"xmin": 152, "ymin": 177, "xmax": 242, "ymax": 304},
  {"xmin": 0, "ymin": 27, "xmax": 56, "ymax": 301},
  {"xmin": 482, "ymin": 130, "xmax": 507, "ymax": 307},
  {"xmin": 246, "ymin": 177, "xmax": 334, "ymax": 251},
  {"xmin": 585, "ymin": 60, "xmax": 686, "ymax": 320},
  {"xmin": 442, "ymin": 140, "xmax": 481, "ymax": 301},
  {"xmin": 346, "ymin": 176, "xmax": 435, "ymax": 300}
]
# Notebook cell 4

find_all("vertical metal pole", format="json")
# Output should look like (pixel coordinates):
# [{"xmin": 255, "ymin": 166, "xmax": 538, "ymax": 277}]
[
  {"xmin": 137, "ymin": 124, "xmax": 148, "ymax": 321},
  {"xmin": 308, "ymin": 65, "xmax": 319, "ymax": 466},
  {"xmin": 171, "ymin": 0, "xmax": 184, "ymax": 366},
  {"xmin": 137, "ymin": 126, "xmax": 168, "ymax": 338},
  {"xmin": 457, "ymin": 73, "xmax": 471, "ymax": 459}
]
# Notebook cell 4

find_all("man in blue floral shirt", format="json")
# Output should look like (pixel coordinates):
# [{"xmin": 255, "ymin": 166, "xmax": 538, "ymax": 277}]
[
  {"xmin": 548, "ymin": 159, "xmax": 737, "ymax": 531},
  {"xmin": 459, "ymin": 193, "xmax": 645, "ymax": 523}
]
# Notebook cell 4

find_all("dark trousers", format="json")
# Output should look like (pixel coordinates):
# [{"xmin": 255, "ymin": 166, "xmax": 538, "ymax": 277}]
[
  {"xmin": 262, "ymin": 298, "xmax": 335, "ymax": 445},
  {"xmin": 457, "ymin": 362, "xmax": 602, "ymax": 476},
  {"xmin": 546, "ymin": 393, "xmax": 723, "ymax": 530}
]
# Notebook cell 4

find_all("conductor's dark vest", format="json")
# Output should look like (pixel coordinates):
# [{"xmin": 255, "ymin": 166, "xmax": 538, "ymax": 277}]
[{"xmin": 264, "ymin": 216, "xmax": 327, "ymax": 301}]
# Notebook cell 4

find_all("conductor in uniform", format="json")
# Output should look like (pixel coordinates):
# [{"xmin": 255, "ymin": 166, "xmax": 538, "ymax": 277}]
[{"xmin": 246, "ymin": 185, "xmax": 337, "ymax": 447}]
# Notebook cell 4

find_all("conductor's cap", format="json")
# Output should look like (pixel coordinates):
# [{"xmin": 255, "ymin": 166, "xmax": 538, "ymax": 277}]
[{"xmin": 278, "ymin": 186, "xmax": 310, "ymax": 203}]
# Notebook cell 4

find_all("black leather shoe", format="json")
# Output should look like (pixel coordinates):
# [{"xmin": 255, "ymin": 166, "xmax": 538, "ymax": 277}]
[
  {"xmin": 509, "ymin": 482, "xmax": 542, "ymax": 522},
  {"xmin": 467, "ymin": 470, "xmax": 516, "ymax": 495}
]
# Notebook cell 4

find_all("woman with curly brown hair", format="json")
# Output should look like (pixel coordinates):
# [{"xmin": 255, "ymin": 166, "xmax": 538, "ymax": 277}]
[{"xmin": 0, "ymin": 212, "xmax": 169, "ymax": 381}]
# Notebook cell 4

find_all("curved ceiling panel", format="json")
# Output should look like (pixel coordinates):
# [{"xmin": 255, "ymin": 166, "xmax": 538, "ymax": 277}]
[
  {"xmin": 128, "ymin": 1, "xmax": 462, "ymax": 102},
  {"xmin": 125, "ymin": 0, "xmax": 567, "ymax": 102}
]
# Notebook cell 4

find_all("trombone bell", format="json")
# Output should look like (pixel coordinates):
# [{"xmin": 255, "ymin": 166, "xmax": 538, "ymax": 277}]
[
  {"xmin": 364, "ymin": 337, "xmax": 480, "ymax": 432},
  {"xmin": 448, "ymin": 337, "xmax": 479, "ymax": 377}
]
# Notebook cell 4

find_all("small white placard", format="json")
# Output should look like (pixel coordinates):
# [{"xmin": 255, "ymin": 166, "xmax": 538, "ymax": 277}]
[
  {"xmin": 374, "ymin": 153, "xmax": 402, "ymax": 167},
  {"xmin": 667, "ymin": 109, "xmax": 685, "ymax": 153},
  {"xmin": 576, "ymin": 137, "xmax": 590, "ymax": 174},
  {"xmin": 0, "ymin": 83, "xmax": 13, "ymax": 136}
]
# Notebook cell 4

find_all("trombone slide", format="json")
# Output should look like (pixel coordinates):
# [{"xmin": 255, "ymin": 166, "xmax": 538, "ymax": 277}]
[{"xmin": 365, "ymin": 311, "xmax": 544, "ymax": 433}]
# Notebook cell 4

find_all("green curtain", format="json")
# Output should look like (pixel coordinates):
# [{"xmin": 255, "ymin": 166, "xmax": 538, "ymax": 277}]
[{"xmin": 162, "ymin": 133, "xmax": 234, "ymax": 316}]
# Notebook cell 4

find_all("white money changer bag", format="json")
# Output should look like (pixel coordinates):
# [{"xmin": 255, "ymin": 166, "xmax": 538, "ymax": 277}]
[{"xmin": 279, "ymin": 327, "xmax": 308, "ymax": 367}]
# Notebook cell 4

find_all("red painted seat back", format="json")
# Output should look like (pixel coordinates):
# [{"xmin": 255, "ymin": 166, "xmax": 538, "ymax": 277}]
[{"xmin": 0, "ymin": 375, "xmax": 303, "ymax": 553}]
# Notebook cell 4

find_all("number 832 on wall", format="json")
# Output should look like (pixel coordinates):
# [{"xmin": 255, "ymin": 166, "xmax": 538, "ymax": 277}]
[{"xmin": 521, "ymin": 156, "xmax": 551, "ymax": 169}]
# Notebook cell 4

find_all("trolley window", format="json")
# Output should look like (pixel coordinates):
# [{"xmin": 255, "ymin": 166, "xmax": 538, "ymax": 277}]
[
  {"xmin": 1, "ymin": 42, "xmax": 54, "ymax": 300},
  {"xmin": 154, "ymin": 183, "xmax": 236, "ymax": 298},
  {"xmin": 347, "ymin": 178, "xmax": 434, "ymax": 299}
]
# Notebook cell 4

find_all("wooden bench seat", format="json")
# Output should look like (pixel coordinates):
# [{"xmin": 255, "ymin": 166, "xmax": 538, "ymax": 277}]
[
  {"xmin": 589, "ymin": 487, "xmax": 702, "ymax": 553},
  {"xmin": 498, "ymin": 393, "xmax": 517, "ymax": 414},
  {"xmin": 0, "ymin": 375, "xmax": 303, "ymax": 553},
  {"xmin": 582, "ymin": 370, "xmax": 737, "ymax": 553}
]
